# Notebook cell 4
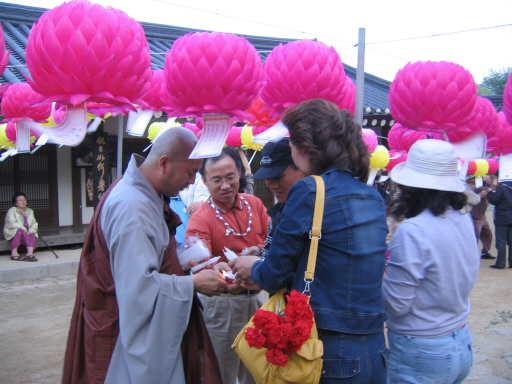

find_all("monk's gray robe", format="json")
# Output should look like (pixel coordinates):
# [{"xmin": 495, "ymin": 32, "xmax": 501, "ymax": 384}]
[{"xmin": 102, "ymin": 155, "xmax": 194, "ymax": 384}]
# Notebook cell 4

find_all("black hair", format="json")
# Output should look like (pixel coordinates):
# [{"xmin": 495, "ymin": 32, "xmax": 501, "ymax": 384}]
[
  {"xmin": 199, "ymin": 148, "xmax": 247, "ymax": 192},
  {"xmin": 12, "ymin": 192, "xmax": 27, "ymax": 205},
  {"xmin": 389, "ymin": 185, "xmax": 468, "ymax": 219}
]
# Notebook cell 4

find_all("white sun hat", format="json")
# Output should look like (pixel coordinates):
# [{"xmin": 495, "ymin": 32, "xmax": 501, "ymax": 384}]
[{"xmin": 390, "ymin": 139, "xmax": 465, "ymax": 193}]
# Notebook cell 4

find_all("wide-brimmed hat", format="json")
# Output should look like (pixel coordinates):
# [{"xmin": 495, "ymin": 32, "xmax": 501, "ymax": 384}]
[
  {"xmin": 391, "ymin": 139, "xmax": 465, "ymax": 192},
  {"xmin": 253, "ymin": 137, "xmax": 295, "ymax": 180}
]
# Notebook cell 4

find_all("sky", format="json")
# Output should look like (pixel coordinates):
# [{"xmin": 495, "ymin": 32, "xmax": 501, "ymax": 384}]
[{"xmin": 6, "ymin": 0, "xmax": 512, "ymax": 83}]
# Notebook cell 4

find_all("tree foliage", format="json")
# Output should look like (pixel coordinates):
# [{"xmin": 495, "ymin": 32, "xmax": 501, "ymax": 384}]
[{"xmin": 478, "ymin": 67, "xmax": 511, "ymax": 96}]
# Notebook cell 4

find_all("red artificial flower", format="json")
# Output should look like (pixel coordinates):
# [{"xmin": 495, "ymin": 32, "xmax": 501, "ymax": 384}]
[{"xmin": 244, "ymin": 290, "xmax": 315, "ymax": 366}]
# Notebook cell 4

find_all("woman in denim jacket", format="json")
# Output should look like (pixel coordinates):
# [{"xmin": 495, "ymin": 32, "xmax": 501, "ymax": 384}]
[{"xmin": 231, "ymin": 99, "xmax": 389, "ymax": 383}]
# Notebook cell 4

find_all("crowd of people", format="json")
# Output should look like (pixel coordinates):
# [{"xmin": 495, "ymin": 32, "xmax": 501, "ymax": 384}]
[{"xmin": 8, "ymin": 98, "xmax": 495, "ymax": 383}]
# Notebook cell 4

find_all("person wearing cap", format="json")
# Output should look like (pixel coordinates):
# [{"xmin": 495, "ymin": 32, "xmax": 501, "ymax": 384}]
[
  {"xmin": 252, "ymin": 137, "xmax": 305, "ymax": 259},
  {"xmin": 383, "ymin": 139, "xmax": 480, "ymax": 383}
]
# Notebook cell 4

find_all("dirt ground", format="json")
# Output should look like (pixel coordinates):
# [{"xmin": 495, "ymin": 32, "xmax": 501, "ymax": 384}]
[{"xmin": 0, "ymin": 251, "xmax": 511, "ymax": 383}]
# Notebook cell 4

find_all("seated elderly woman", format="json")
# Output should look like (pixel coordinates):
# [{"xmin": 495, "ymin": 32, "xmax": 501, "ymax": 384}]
[{"xmin": 3, "ymin": 192, "xmax": 39, "ymax": 261}]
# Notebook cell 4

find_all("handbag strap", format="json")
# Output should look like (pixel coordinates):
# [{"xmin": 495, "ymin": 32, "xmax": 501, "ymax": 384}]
[{"xmin": 303, "ymin": 175, "xmax": 325, "ymax": 294}]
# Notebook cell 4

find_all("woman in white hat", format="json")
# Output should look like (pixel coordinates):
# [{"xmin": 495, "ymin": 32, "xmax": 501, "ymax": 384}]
[{"xmin": 383, "ymin": 139, "xmax": 480, "ymax": 383}]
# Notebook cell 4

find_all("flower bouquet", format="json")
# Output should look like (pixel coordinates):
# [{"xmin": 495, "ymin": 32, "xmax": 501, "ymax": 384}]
[{"xmin": 245, "ymin": 290, "xmax": 315, "ymax": 367}]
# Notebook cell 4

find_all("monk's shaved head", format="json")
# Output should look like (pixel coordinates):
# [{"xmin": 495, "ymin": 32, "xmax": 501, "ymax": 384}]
[{"xmin": 146, "ymin": 127, "xmax": 198, "ymax": 164}]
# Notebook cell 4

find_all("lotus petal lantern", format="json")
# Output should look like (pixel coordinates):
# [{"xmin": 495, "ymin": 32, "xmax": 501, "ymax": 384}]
[
  {"xmin": 225, "ymin": 126, "xmax": 243, "ymax": 148},
  {"xmin": 387, "ymin": 123, "xmax": 442, "ymax": 151},
  {"xmin": 446, "ymin": 96, "xmax": 498, "ymax": 143},
  {"xmin": 385, "ymin": 149, "xmax": 408, "ymax": 172},
  {"xmin": 487, "ymin": 157, "xmax": 499, "ymax": 175},
  {"xmin": 260, "ymin": 39, "xmax": 350, "ymax": 114},
  {"xmin": 503, "ymin": 73, "xmax": 512, "ymax": 125},
  {"xmin": 25, "ymin": 0, "xmax": 152, "ymax": 112},
  {"xmin": 486, "ymin": 112, "xmax": 512, "ymax": 155},
  {"xmin": 164, "ymin": 32, "xmax": 262, "ymax": 120},
  {"xmin": 142, "ymin": 70, "xmax": 176, "ymax": 113},
  {"xmin": 362, "ymin": 128, "xmax": 378, "ymax": 154},
  {"xmin": 245, "ymin": 97, "xmax": 279, "ymax": 136},
  {"xmin": 1, "ymin": 83, "xmax": 52, "ymax": 123},
  {"xmin": 389, "ymin": 61, "xmax": 477, "ymax": 132}
]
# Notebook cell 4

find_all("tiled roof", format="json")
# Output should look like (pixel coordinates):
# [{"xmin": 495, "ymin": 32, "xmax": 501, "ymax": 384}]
[{"xmin": 0, "ymin": 2, "xmax": 392, "ymax": 113}]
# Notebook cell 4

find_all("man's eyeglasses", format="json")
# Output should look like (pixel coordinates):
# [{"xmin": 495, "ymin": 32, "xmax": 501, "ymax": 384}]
[{"xmin": 206, "ymin": 175, "xmax": 238, "ymax": 187}]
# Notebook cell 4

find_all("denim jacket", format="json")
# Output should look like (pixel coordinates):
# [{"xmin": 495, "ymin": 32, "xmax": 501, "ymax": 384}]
[{"xmin": 252, "ymin": 167, "xmax": 388, "ymax": 334}]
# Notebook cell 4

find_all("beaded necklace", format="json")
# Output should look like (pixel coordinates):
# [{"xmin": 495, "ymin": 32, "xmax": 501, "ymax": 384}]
[{"xmin": 209, "ymin": 196, "xmax": 253, "ymax": 237}]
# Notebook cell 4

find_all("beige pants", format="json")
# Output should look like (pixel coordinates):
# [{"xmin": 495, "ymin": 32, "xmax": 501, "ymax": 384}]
[{"xmin": 199, "ymin": 292, "xmax": 266, "ymax": 384}]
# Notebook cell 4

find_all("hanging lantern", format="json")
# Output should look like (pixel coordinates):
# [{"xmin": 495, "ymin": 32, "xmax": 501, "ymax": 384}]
[
  {"xmin": 389, "ymin": 61, "xmax": 477, "ymax": 132},
  {"xmin": 225, "ymin": 126, "xmax": 243, "ymax": 148},
  {"xmin": 0, "ymin": 23, "xmax": 9, "ymax": 77},
  {"xmin": 25, "ymin": 0, "xmax": 152, "ymax": 112},
  {"xmin": 486, "ymin": 112, "xmax": 512, "ymax": 155},
  {"xmin": 141, "ymin": 70, "xmax": 176, "ymax": 113},
  {"xmin": 369, "ymin": 145, "xmax": 390, "ymax": 169},
  {"xmin": 164, "ymin": 32, "xmax": 262, "ymax": 120},
  {"xmin": 183, "ymin": 122, "xmax": 202, "ymax": 138},
  {"xmin": 1, "ymin": 83, "xmax": 52, "ymax": 123},
  {"xmin": 260, "ymin": 39, "xmax": 350, "ymax": 115},
  {"xmin": 487, "ymin": 157, "xmax": 499, "ymax": 175},
  {"xmin": 362, "ymin": 128, "xmax": 378, "ymax": 154},
  {"xmin": 387, "ymin": 123, "xmax": 442, "ymax": 151},
  {"xmin": 385, "ymin": 149, "xmax": 408, "ymax": 172},
  {"xmin": 473, "ymin": 159, "xmax": 489, "ymax": 177},
  {"xmin": 340, "ymin": 77, "xmax": 356, "ymax": 115},
  {"xmin": 0, "ymin": 123, "xmax": 15, "ymax": 149},
  {"xmin": 503, "ymin": 73, "xmax": 512, "ymax": 125},
  {"xmin": 245, "ymin": 97, "xmax": 279, "ymax": 136},
  {"xmin": 446, "ymin": 96, "xmax": 498, "ymax": 143},
  {"xmin": 240, "ymin": 125, "xmax": 263, "ymax": 151}
]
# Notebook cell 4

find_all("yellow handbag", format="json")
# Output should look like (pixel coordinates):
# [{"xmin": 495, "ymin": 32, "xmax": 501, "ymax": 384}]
[{"xmin": 232, "ymin": 175, "xmax": 325, "ymax": 384}]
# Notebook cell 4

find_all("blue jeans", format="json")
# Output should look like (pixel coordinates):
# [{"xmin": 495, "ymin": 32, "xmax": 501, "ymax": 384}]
[
  {"xmin": 388, "ymin": 324, "xmax": 473, "ymax": 384},
  {"xmin": 494, "ymin": 224, "xmax": 512, "ymax": 268},
  {"xmin": 318, "ymin": 330, "xmax": 389, "ymax": 383}
]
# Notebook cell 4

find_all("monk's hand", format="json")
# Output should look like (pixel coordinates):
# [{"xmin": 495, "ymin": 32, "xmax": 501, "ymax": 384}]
[
  {"xmin": 228, "ymin": 255, "xmax": 260, "ymax": 281},
  {"xmin": 192, "ymin": 269, "xmax": 227, "ymax": 296}
]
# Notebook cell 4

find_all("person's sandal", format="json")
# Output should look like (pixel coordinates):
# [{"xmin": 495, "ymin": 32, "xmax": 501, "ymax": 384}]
[
  {"xmin": 10, "ymin": 255, "xmax": 22, "ymax": 261},
  {"xmin": 22, "ymin": 254, "xmax": 38, "ymax": 262}
]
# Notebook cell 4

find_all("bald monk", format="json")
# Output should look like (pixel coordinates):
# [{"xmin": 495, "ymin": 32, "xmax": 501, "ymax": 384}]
[{"xmin": 62, "ymin": 127, "xmax": 226, "ymax": 384}]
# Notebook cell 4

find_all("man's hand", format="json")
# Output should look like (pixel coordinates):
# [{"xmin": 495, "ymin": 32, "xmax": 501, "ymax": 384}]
[
  {"xmin": 241, "ymin": 246, "xmax": 261, "ymax": 256},
  {"xmin": 192, "ymin": 269, "xmax": 227, "ymax": 296}
]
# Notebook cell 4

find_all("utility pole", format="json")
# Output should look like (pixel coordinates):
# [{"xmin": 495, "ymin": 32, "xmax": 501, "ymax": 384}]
[{"xmin": 355, "ymin": 28, "xmax": 366, "ymax": 126}]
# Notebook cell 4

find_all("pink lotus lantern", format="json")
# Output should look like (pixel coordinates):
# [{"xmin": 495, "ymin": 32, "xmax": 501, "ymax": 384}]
[
  {"xmin": 0, "ymin": 23, "xmax": 9, "ymax": 77},
  {"xmin": 141, "ymin": 70, "xmax": 176, "ymax": 113},
  {"xmin": 445, "ymin": 96, "xmax": 498, "ymax": 143},
  {"xmin": 362, "ymin": 128, "xmax": 378, "ymax": 154},
  {"xmin": 504, "ymin": 73, "xmax": 512, "ymax": 125},
  {"xmin": 487, "ymin": 157, "xmax": 499, "ymax": 175},
  {"xmin": 340, "ymin": 77, "xmax": 356, "ymax": 115},
  {"xmin": 1, "ymin": 83, "xmax": 52, "ymax": 123},
  {"xmin": 385, "ymin": 149, "xmax": 408, "ymax": 172},
  {"xmin": 164, "ymin": 32, "xmax": 262, "ymax": 120},
  {"xmin": 25, "ymin": 0, "xmax": 152, "ymax": 112},
  {"xmin": 225, "ymin": 126, "xmax": 243, "ymax": 148},
  {"xmin": 389, "ymin": 61, "xmax": 477, "ymax": 132},
  {"xmin": 245, "ymin": 97, "xmax": 279, "ymax": 136},
  {"xmin": 183, "ymin": 122, "xmax": 202, "ymax": 138},
  {"xmin": 486, "ymin": 112, "xmax": 512, "ymax": 155},
  {"xmin": 387, "ymin": 123, "xmax": 442, "ymax": 151},
  {"xmin": 260, "ymin": 39, "xmax": 351, "ymax": 115}
]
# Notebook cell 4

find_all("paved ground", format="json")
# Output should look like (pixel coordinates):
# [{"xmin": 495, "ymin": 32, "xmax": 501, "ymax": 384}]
[{"xmin": 0, "ymin": 214, "xmax": 511, "ymax": 383}]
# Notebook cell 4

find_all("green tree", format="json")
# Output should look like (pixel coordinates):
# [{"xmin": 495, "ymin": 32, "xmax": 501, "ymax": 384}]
[{"xmin": 478, "ymin": 67, "xmax": 511, "ymax": 96}]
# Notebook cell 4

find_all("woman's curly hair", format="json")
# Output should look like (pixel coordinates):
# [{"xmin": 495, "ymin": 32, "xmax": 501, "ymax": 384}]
[{"xmin": 282, "ymin": 98, "xmax": 369, "ymax": 181}]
